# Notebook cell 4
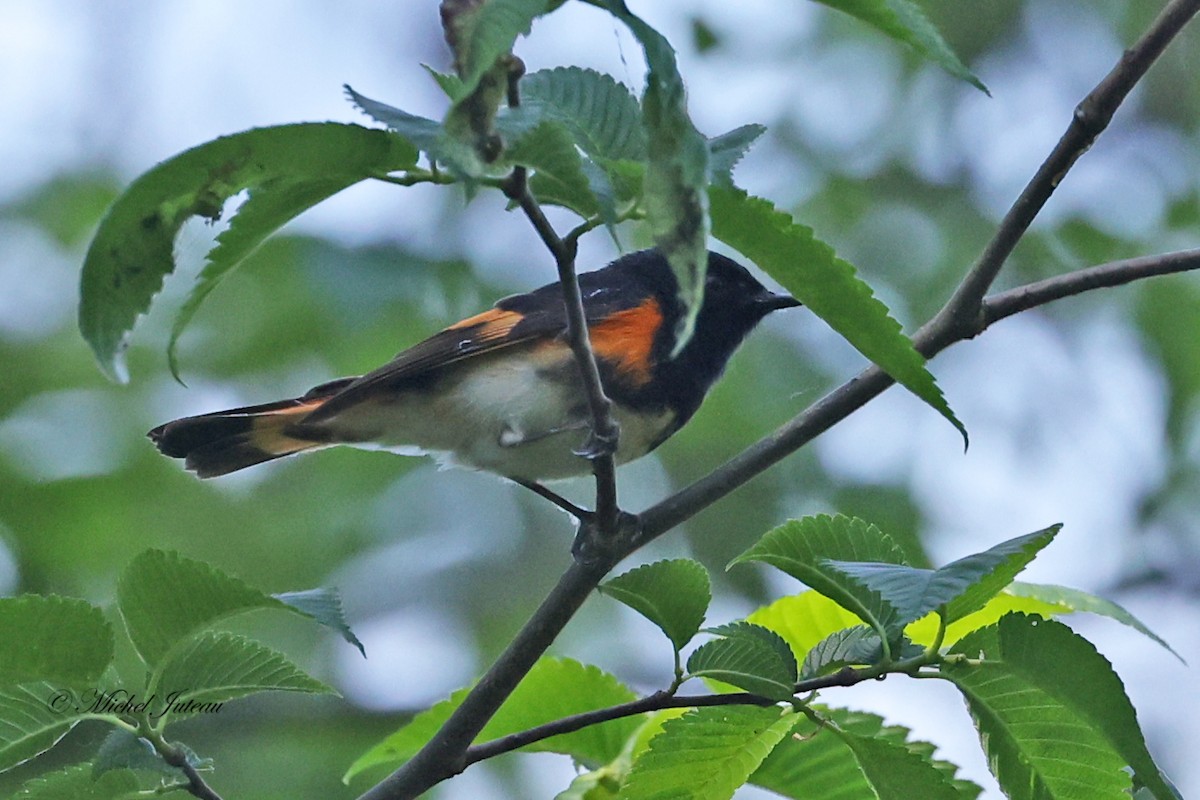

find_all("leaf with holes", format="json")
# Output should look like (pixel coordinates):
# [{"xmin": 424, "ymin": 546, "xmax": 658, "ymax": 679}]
[{"xmin": 80, "ymin": 123, "xmax": 418, "ymax": 381}]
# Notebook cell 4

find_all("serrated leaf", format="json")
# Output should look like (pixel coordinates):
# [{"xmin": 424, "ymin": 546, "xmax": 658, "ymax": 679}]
[
  {"xmin": 619, "ymin": 706, "xmax": 800, "ymax": 800},
  {"xmin": 79, "ymin": 123, "xmax": 417, "ymax": 382},
  {"xmin": 519, "ymin": 67, "xmax": 646, "ymax": 161},
  {"xmin": 838, "ymin": 730, "xmax": 964, "ymax": 800},
  {"xmin": 344, "ymin": 85, "xmax": 443, "ymax": 154},
  {"xmin": 275, "ymin": 588, "xmax": 365, "ymax": 657},
  {"xmin": 709, "ymin": 185, "xmax": 967, "ymax": 445},
  {"xmin": 687, "ymin": 622, "xmax": 797, "ymax": 700},
  {"xmin": 907, "ymin": 587, "xmax": 1072, "ymax": 648},
  {"xmin": 423, "ymin": 64, "xmax": 465, "ymax": 100},
  {"xmin": 942, "ymin": 526, "xmax": 1059, "ymax": 623},
  {"xmin": 0, "ymin": 596, "xmax": 113, "ymax": 687},
  {"xmin": 746, "ymin": 591, "xmax": 865, "ymax": 664},
  {"xmin": 599, "ymin": 0, "xmax": 710, "ymax": 354},
  {"xmin": 118, "ymin": 549, "xmax": 360, "ymax": 667},
  {"xmin": 708, "ymin": 124, "xmax": 765, "ymax": 187},
  {"xmin": 945, "ymin": 614, "xmax": 1166, "ymax": 800},
  {"xmin": 752, "ymin": 706, "xmax": 982, "ymax": 799},
  {"xmin": 154, "ymin": 631, "xmax": 333, "ymax": 720},
  {"xmin": 599, "ymin": 559, "xmax": 710, "ymax": 653},
  {"xmin": 0, "ymin": 683, "xmax": 89, "ymax": 772},
  {"xmin": 813, "ymin": 0, "xmax": 986, "ymax": 92},
  {"xmin": 345, "ymin": 657, "xmax": 637, "ymax": 782},
  {"xmin": 799, "ymin": 626, "xmax": 885, "ymax": 679},
  {"xmin": 507, "ymin": 120, "xmax": 601, "ymax": 217},
  {"xmin": 13, "ymin": 764, "xmax": 140, "ymax": 800},
  {"xmin": 731, "ymin": 515, "xmax": 908, "ymax": 633},
  {"xmin": 823, "ymin": 526, "xmax": 1060, "ymax": 636},
  {"xmin": 1006, "ymin": 581, "xmax": 1181, "ymax": 661}
]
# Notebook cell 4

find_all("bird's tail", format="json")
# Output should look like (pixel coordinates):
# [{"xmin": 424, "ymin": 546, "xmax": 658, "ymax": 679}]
[{"xmin": 148, "ymin": 381, "xmax": 351, "ymax": 478}]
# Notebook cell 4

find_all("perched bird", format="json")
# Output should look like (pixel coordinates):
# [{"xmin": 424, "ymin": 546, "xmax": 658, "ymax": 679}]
[{"xmin": 149, "ymin": 249, "xmax": 799, "ymax": 482}]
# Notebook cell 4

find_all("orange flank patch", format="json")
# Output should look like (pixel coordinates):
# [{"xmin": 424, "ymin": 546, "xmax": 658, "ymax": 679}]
[{"xmin": 588, "ymin": 298, "xmax": 662, "ymax": 386}]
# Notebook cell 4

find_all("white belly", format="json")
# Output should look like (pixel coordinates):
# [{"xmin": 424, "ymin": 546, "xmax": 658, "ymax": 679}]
[{"xmin": 312, "ymin": 348, "xmax": 675, "ymax": 481}]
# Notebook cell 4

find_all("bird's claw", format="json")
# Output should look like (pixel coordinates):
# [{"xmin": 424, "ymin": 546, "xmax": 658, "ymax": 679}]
[{"xmin": 574, "ymin": 422, "xmax": 620, "ymax": 461}]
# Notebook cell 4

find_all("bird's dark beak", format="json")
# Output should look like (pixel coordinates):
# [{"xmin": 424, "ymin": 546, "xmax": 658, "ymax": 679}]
[{"xmin": 756, "ymin": 292, "xmax": 802, "ymax": 312}]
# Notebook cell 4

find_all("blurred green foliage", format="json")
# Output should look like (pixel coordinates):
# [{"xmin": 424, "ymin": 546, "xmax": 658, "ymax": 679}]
[{"xmin": 1, "ymin": 0, "xmax": 1198, "ymax": 797}]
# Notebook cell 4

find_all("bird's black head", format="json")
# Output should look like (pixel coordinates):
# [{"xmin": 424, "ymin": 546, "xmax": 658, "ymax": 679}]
[{"xmin": 604, "ymin": 249, "xmax": 800, "ymax": 423}]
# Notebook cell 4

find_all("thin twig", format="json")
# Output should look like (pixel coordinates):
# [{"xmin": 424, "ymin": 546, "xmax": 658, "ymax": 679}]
[
  {"xmin": 983, "ymin": 248, "xmax": 1200, "ymax": 325},
  {"xmin": 151, "ymin": 735, "xmax": 223, "ymax": 800},
  {"xmin": 465, "ymin": 666, "xmax": 879, "ymax": 764},
  {"xmin": 359, "ymin": 4, "xmax": 1200, "ymax": 797},
  {"xmin": 935, "ymin": 0, "xmax": 1200, "ymax": 337},
  {"xmin": 515, "ymin": 478, "xmax": 590, "ymax": 520}
]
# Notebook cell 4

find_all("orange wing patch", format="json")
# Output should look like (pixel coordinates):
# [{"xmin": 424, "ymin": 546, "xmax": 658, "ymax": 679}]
[
  {"xmin": 446, "ymin": 307, "xmax": 524, "ymax": 340},
  {"xmin": 588, "ymin": 298, "xmax": 662, "ymax": 387}
]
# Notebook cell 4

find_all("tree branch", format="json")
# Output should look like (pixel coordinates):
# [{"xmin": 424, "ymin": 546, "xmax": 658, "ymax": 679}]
[
  {"xmin": 358, "ymin": 3, "xmax": 1200, "ymax": 797},
  {"xmin": 935, "ymin": 0, "xmax": 1200, "ymax": 338},
  {"xmin": 499, "ymin": 63, "xmax": 622, "ymax": 532},
  {"xmin": 983, "ymin": 248, "xmax": 1200, "ymax": 325},
  {"xmin": 464, "ymin": 666, "xmax": 880, "ymax": 765}
]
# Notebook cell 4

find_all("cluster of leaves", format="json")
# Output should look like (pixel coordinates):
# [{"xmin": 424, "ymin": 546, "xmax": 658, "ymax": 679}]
[
  {"xmin": 0, "ymin": 551, "xmax": 360, "ymax": 798},
  {"xmin": 79, "ymin": 0, "xmax": 967, "ymax": 440},
  {"xmin": 346, "ymin": 515, "xmax": 1179, "ymax": 800}
]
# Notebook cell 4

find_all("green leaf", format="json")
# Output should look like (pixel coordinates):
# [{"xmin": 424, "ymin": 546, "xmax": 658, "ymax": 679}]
[
  {"xmin": 79, "ymin": 123, "xmax": 418, "ymax": 382},
  {"xmin": 422, "ymin": 64, "xmax": 465, "ymax": 100},
  {"xmin": 687, "ymin": 622, "xmax": 798, "ymax": 701},
  {"xmin": 507, "ymin": 120, "xmax": 602, "ymax": 218},
  {"xmin": 0, "ymin": 596, "xmax": 113, "ymax": 687},
  {"xmin": 942, "ymin": 526, "xmax": 1060, "ymax": 623},
  {"xmin": 799, "ymin": 625, "xmax": 885, "ymax": 679},
  {"xmin": 908, "ymin": 587, "xmax": 1071, "ymax": 648},
  {"xmin": 345, "ymin": 657, "xmax": 638, "ymax": 782},
  {"xmin": 0, "ymin": 683, "xmax": 91, "ymax": 773},
  {"xmin": 822, "ymin": 525, "xmax": 1060, "ymax": 635},
  {"xmin": 154, "ymin": 631, "xmax": 333, "ymax": 720},
  {"xmin": 709, "ymin": 185, "xmax": 967, "ymax": 445},
  {"xmin": 708, "ymin": 124, "xmax": 765, "ymax": 187},
  {"xmin": 619, "ymin": 706, "xmax": 800, "ymax": 800},
  {"xmin": 599, "ymin": 559, "xmax": 711, "ymax": 653},
  {"xmin": 599, "ymin": 0, "xmax": 710, "ymax": 353},
  {"xmin": 731, "ymin": 515, "xmax": 909, "ymax": 633},
  {"xmin": 813, "ymin": 0, "xmax": 987, "ymax": 92},
  {"xmin": 746, "ymin": 591, "xmax": 865, "ymax": 664},
  {"xmin": 275, "ymin": 588, "xmax": 365, "ymax": 657},
  {"xmin": 944, "ymin": 614, "xmax": 1157, "ymax": 800},
  {"xmin": 13, "ymin": 764, "xmax": 140, "ymax": 800},
  {"xmin": 752, "ymin": 706, "xmax": 982, "ymax": 799},
  {"xmin": 118, "ymin": 549, "xmax": 360, "ymax": 667},
  {"xmin": 344, "ymin": 85, "xmax": 443, "ymax": 154},
  {"xmin": 442, "ymin": 0, "xmax": 549, "ymax": 98},
  {"xmin": 837, "ymin": 730, "xmax": 965, "ymax": 800},
  {"xmin": 93, "ymin": 729, "xmax": 177, "ymax": 778},
  {"xmin": 519, "ymin": 67, "xmax": 646, "ymax": 161},
  {"xmin": 1006, "ymin": 581, "xmax": 1181, "ymax": 661}
]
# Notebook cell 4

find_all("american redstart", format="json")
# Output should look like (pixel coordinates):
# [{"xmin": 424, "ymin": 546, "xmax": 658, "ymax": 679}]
[{"xmin": 149, "ymin": 249, "xmax": 800, "ymax": 481}]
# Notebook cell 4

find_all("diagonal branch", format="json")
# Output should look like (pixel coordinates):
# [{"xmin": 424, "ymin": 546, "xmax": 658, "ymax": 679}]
[
  {"xmin": 637, "ymin": 246, "xmax": 1200, "ymax": 546},
  {"xmin": 499, "ymin": 59, "xmax": 622, "ymax": 531},
  {"xmin": 359, "ymin": 3, "xmax": 1200, "ymax": 798},
  {"xmin": 935, "ymin": 0, "xmax": 1200, "ymax": 338}
]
